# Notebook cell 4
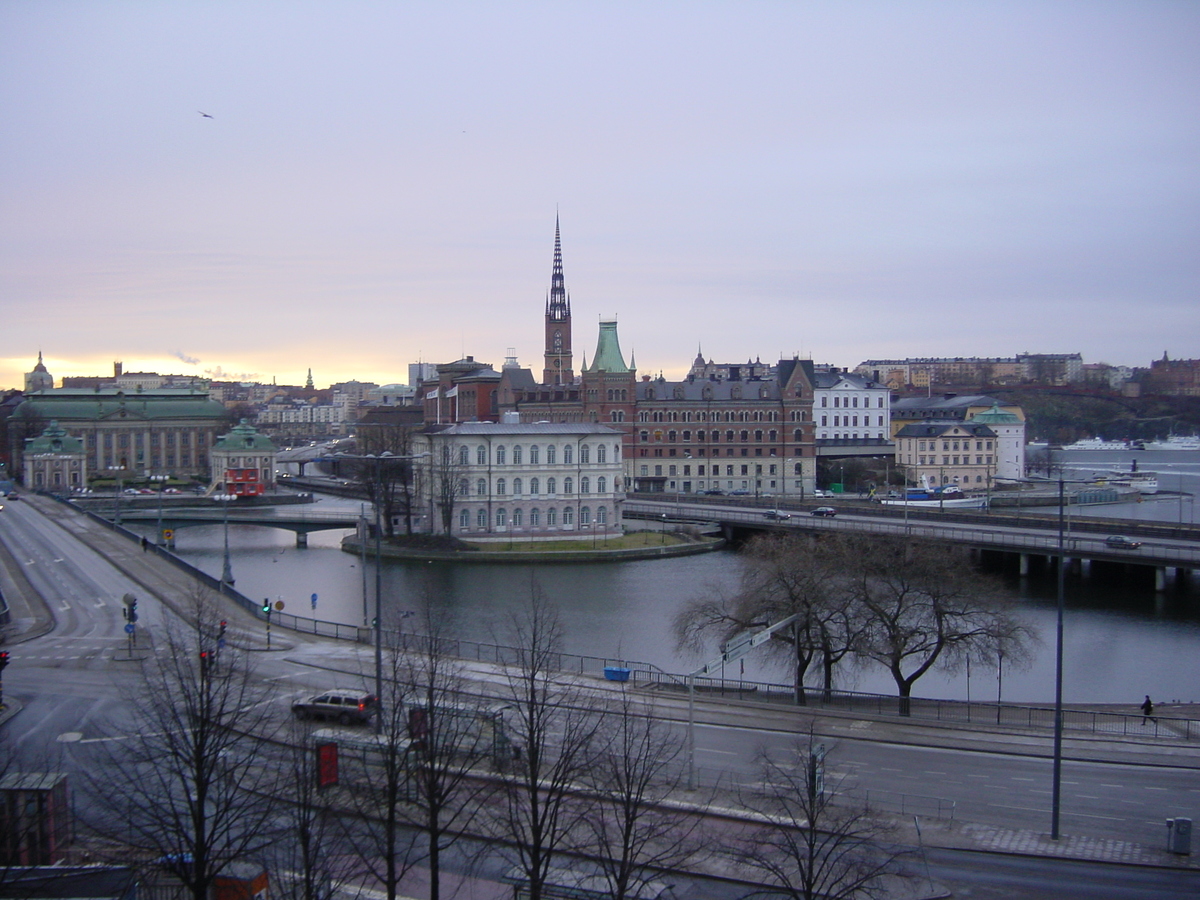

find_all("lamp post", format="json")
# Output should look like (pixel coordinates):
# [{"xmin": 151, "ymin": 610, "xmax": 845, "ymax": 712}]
[
  {"xmin": 108, "ymin": 466, "xmax": 126, "ymax": 523},
  {"xmin": 1051, "ymin": 473, "xmax": 1065, "ymax": 840},
  {"xmin": 150, "ymin": 474, "xmax": 169, "ymax": 546},
  {"xmin": 214, "ymin": 492, "xmax": 236, "ymax": 588}
]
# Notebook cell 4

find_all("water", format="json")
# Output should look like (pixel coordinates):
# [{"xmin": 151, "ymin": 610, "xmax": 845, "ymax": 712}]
[{"xmin": 150, "ymin": 453, "xmax": 1200, "ymax": 706}]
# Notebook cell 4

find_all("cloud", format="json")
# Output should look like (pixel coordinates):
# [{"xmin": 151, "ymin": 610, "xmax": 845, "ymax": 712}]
[
  {"xmin": 171, "ymin": 350, "xmax": 201, "ymax": 365},
  {"xmin": 203, "ymin": 366, "xmax": 259, "ymax": 381}
]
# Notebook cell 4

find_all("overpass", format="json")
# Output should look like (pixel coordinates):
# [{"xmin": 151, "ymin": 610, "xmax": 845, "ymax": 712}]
[
  {"xmin": 626, "ymin": 497, "xmax": 1200, "ymax": 590},
  {"xmin": 114, "ymin": 507, "xmax": 360, "ymax": 547}
]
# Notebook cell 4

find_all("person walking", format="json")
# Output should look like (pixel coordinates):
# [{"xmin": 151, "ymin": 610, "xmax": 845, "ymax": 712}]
[{"xmin": 1141, "ymin": 694, "xmax": 1156, "ymax": 725}]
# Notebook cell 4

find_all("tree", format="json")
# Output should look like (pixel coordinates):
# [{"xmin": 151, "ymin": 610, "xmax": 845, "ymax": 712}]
[
  {"xmin": 731, "ymin": 737, "xmax": 913, "ymax": 900},
  {"xmin": 82, "ymin": 594, "xmax": 280, "ymax": 900},
  {"xmin": 353, "ymin": 424, "xmax": 423, "ymax": 536},
  {"xmin": 837, "ymin": 534, "xmax": 1032, "ymax": 715},
  {"xmin": 584, "ymin": 688, "xmax": 702, "ymax": 900},
  {"xmin": 492, "ymin": 590, "xmax": 599, "ymax": 900},
  {"xmin": 427, "ymin": 436, "xmax": 466, "ymax": 535}
]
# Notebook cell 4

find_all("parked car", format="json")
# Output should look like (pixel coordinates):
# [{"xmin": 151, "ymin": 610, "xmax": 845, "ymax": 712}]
[
  {"xmin": 5, "ymin": 492, "xmax": 18, "ymax": 501},
  {"xmin": 292, "ymin": 689, "xmax": 378, "ymax": 725},
  {"xmin": 702, "ymin": 489, "xmax": 724, "ymax": 496},
  {"xmin": 1104, "ymin": 535, "xmax": 1143, "ymax": 550},
  {"xmin": 810, "ymin": 507, "xmax": 837, "ymax": 518},
  {"xmin": 729, "ymin": 490, "xmax": 751, "ymax": 496},
  {"xmin": 763, "ymin": 510, "xmax": 792, "ymax": 520}
]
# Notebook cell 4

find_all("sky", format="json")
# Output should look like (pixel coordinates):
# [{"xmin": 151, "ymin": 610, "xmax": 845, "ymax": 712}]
[{"xmin": 2, "ymin": 1, "xmax": 1197, "ymax": 391}]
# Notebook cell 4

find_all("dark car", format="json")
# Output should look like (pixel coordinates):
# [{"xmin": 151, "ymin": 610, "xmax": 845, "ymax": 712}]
[
  {"xmin": 810, "ymin": 507, "xmax": 837, "ymax": 518},
  {"xmin": 702, "ymin": 489, "xmax": 724, "ymax": 496},
  {"xmin": 729, "ymin": 490, "xmax": 751, "ymax": 496},
  {"xmin": 5, "ymin": 492, "xmax": 18, "ymax": 501},
  {"xmin": 763, "ymin": 510, "xmax": 792, "ymax": 520},
  {"xmin": 1104, "ymin": 535, "xmax": 1142, "ymax": 550},
  {"xmin": 292, "ymin": 689, "xmax": 378, "ymax": 725}
]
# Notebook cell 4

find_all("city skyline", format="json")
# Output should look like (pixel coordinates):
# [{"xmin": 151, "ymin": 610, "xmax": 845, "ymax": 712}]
[{"xmin": 3, "ymin": 2, "xmax": 1197, "ymax": 391}]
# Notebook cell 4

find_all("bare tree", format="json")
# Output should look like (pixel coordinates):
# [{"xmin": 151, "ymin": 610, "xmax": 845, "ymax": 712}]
[
  {"xmin": 354, "ymin": 424, "xmax": 423, "ymax": 536},
  {"xmin": 584, "ymin": 688, "xmax": 702, "ymax": 900},
  {"xmin": 82, "ymin": 595, "xmax": 280, "ymax": 900},
  {"xmin": 428, "ymin": 436, "xmax": 466, "ymax": 535},
  {"xmin": 731, "ymin": 738, "xmax": 912, "ymax": 900},
  {"xmin": 493, "ymin": 589, "xmax": 599, "ymax": 900},
  {"xmin": 838, "ymin": 535, "xmax": 1032, "ymax": 716}
]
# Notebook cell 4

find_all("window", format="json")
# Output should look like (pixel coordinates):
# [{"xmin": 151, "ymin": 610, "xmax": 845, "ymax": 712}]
[
  {"xmin": 597, "ymin": 475, "xmax": 607, "ymax": 492},
  {"xmin": 597, "ymin": 506, "xmax": 607, "ymax": 524},
  {"xmin": 476, "ymin": 478, "xmax": 487, "ymax": 496},
  {"xmin": 496, "ymin": 509, "xmax": 507, "ymax": 527},
  {"xmin": 547, "ymin": 446, "xmax": 557, "ymax": 464},
  {"xmin": 563, "ymin": 445, "xmax": 573, "ymax": 464},
  {"xmin": 513, "ymin": 477, "xmax": 523, "ymax": 495},
  {"xmin": 611, "ymin": 410, "xmax": 625, "ymax": 422},
  {"xmin": 580, "ymin": 445, "xmax": 590, "ymax": 463},
  {"xmin": 457, "ymin": 477, "xmax": 469, "ymax": 496},
  {"xmin": 458, "ymin": 445, "xmax": 469, "ymax": 465},
  {"xmin": 496, "ymin": 478, "xmax": 506, "ymax": 495},
  {"xmin": 513, "ymin": 446, "xmax": 523, "ymax": 464},
  {"xmin": 530, "ymin": 445, "xmax": 540, "ymax": 464},
  {"xmin": 496, "ymin": 446, "xmax": 506, "ymax": 464},
  {"xmin": 530, "ymin": 508, "xmax": 541, "ymax": 527},
  {"xmin": 476, "ymin": 509, "xmax": 487, "ymax": 527},
  {"xmin": 547, "ymin": 477, "xmax": 557, "ymax": 494},
  {"xmin": 459, "ymin": 508, "xmax": 469, "ymax": 528},
  {"xmin": 581, "ymin": 476, "xmax": 590, "ymax": 494},
  {"xmin": 476, "ymin": 446, "xmax": 487, "ymax": 465},
  {"xmin": 513, "ymin": 508, "xmax": 523, "ymax": 527},
  {"xmin": 597, "ymin": 444, "xmax": 607, "ymax": 463},
  {"xmin": 563, "ymin": 507, "xmax": 574, "ymax": 525},
  {"xmin": 530, "ymin": 477, "xmax": 540, "ymax": 495},
  {"xmin": 547, "ymin": 508, "xmax": 557, "ymax": 526},
  {"xmin": 563, "ymin": 477, "xmax": 573, "ymax": 494},
  {"xmin": 580, "ymin": 506, "xmax": 591, "ymax": 525}
]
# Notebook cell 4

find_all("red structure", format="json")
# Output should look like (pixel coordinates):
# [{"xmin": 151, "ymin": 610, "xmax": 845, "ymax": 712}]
[
  {"xmin": 224, "ymin": 467, "xmax": 264, "ymax": 497},
  {"xmin": 0, "ymin": 772, "xmax": 73, "ymax": 865}
]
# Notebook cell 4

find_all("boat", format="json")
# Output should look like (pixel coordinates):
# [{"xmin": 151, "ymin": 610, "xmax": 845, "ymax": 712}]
[
  {"xmin": 1140, "ymin": 435, "xmax": 1200, "ymax": 451},
  {"xmin": 878, "ymin": 477, "xmax": 989, "ymax": 509},
  {"xmin": 1061, "ymin": 438, "xmax": 1130, "ymax": 451},
  {"xmin": 1090, "ymin": 472, "xmax": 1159, "ymax": 494}
]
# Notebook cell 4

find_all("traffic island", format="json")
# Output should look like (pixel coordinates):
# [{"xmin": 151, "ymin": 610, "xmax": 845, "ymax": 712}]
[{"xmin": 340, "ymin": 530, "xmax": 725, "ymax": 563}]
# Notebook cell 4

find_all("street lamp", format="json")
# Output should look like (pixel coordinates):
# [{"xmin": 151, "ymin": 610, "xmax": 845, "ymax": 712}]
[
  {"xmin": 213, "ymin": 492, "xmax": 237, "ymax": 588},
  {"xmin": 107, "ymin": 465, "xmax": 126, "ymax": 523},
  {"xmin": 150, "ymin": 474, "xmax": 169, "ymax": 547}
]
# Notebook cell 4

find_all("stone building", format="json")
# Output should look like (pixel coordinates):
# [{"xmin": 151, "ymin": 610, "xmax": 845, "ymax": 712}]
[
  {"xmin": 208, "ymin": 420, "xmax": 279, "ymax": 496},
  {"xmin": 22, "ymin": 421, "xmax": 86, "ymax": 492}
]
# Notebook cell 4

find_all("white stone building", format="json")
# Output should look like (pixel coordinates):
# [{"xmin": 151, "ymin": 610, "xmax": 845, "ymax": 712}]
[
  {"xmin": 415, "ymin": 422, "xmax": 625, "ymax": 542},
  {"xmin": 811, "ymin": 370, "xmax": 891, "ymax": 444}
]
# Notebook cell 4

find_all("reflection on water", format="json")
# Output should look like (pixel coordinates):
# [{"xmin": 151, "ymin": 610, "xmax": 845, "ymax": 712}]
[{"xmin": 151, "ymin": 482, "xmax": 1200, "ymax": 706}]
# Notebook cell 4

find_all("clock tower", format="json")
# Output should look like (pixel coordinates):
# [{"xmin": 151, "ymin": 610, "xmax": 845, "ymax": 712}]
[{"xmin": 542, "ymin": 216, "xmax": 574, "ymax": 385}]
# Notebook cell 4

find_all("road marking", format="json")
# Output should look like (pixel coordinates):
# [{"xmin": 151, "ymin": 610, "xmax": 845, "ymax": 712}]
[
  {"xmin": 1144, "ymin": 786, "xmax": 1169, "ymax": 792},
  {"xmin": 1028, "ymin": 789, "xmax": 1052, "ymax": 795},
  {"xmin": 59, "ymin": 600, "xmax": 70, "ymax": 610},
  {"xmin": 1011, "ymin": 777, "xmax": 1036, "ymax": 782},
  {"xmin": 94, "ymin": 598, "xmax": 106, "ymax": 608},
  {"xmin": 1101, "ymin": 784, "xmax": 1125, "ymax": 789},
  {"xmin": 924, "ymin": 771, "xmax": 948, "ymax": 776},
  {"xmin": 1077, "ymin": 795, "xmax": 1100, "ymax": 800},
  {"xmin": 966, "ymin": 774, "xmax": 989, "ymax": 779}
]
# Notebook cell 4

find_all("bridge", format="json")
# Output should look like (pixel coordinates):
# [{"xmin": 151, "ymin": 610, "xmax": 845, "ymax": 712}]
[
  {"xmin": 626, "ymin": 497, "xmax": 1200, "ymax": 590},
  {"xmin": 115, "ymin": 507, "xmax": 361, "ymax": 547}
]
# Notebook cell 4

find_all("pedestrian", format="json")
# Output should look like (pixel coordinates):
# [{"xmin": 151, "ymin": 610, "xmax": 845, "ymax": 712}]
[
  {"xmin": 1140, "ymin": 694, "xmax": 1156, "ymax": 725},
  {"xmin": 140, "ymin": 535, "xmax": 148, "ymax": 552}
]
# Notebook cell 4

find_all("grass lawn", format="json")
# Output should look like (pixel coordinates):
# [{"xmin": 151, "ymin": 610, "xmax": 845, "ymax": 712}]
[{"xmin": 462, "ymin": 530, "xmax": 698, "ymax": 552}]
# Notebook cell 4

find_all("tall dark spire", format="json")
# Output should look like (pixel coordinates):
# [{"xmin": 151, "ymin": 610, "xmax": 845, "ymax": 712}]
[
  {"xmin": 546, "ymin": 214, "xmax": 570, "ymax": 322},
  {"xmin": 542, "ymin": 214, "xmax": 574, "ymax": 384}
]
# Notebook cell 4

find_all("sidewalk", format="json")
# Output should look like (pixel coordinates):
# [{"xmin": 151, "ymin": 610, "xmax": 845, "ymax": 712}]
[{"xmin": 6, "ymin": 491, "xmax": 1199, "ymax": 875}]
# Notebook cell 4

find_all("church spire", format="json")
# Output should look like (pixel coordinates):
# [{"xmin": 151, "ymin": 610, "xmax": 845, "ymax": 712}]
[
  {"xmin": 542, "ymin": 214, "xmax": 574, "ymax": 384},
  {"xmin": 546, "ymin": 214, "xmax": 570, "ymax": 322}
]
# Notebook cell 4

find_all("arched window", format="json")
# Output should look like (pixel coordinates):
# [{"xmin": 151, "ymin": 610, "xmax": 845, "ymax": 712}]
[
  {"xmin": 458, "ymin": 478, "xmax": 469, "ymax": 496},
  {"xmin": 754, "ymin": 430, "xmax": 763, "ymax": 442},
  {"xmin": 496, "ymin": 446, "xmax": 506, "ymax": 465},
  {"xmin": 496, "ymin": 478, "xmax": 506, "ymax": 495},
  {"xmin": 512, "ymin": 445, "xmax": 523, "ymax": 464},
  {"xmin": 726, "ymin": 430, "xmax": 735, "ymax": 442},
  {"xmin": 740, "ymin": 430, "xmax": 749, "ymax": 442},
  {"xmin": 563, "ymin": 507, "xmax": 574, "ymax": 525},
  {"xmin": 597, "ymin": 444, "xmax": 607, "ymax": 463},
  {"xmin": 597, "ymin": 506, "xmax": 608, "ymax": 524},
  {"xmin": 580, "ymin": 506, "xmax": 591, "ymax": 525},
  {"xmin": 474, "ymin": 478, "xmax": 486, "ymax": 495},
  {"xmin": 476, "ymin": 509, "xmax": 487, "ymax": 527},
  {"xmin": 530, "ymin": 508, "xmax": 541, "ymax": 527},
  {"xmin": 597, "ymin": 475, "xmax": 607, "ymax": 493},
  {"xmin": 639, "ymin": 411, "xmax": 650, "ymax": 423},
  {"xmin": 580, "ymin": 476, "xmax": 590, "ymax": 494},
  {"xmin": 794, "ymin": 428, "xmax": 803, "ymax": 442},
  {"xmin": 513, "ymin": 508, "xmax": 523, "ymax": 527},
  {"xmin": 580, "ymin": 445, "xmax": 590, "ymax": 464},
  {"xmin": 547, "ymin": 508, "xmax": 557, "ymax": 526},
  {"xmin": 611, "ymin": 410, "xmax": 625, "ymax": 423},
  {"xmin": 476, "ymin": 446, "xmax": 487, "ymax": 465},
  {"xmin": 563, "ymin": 477, "xmax": 573, "ymax": 494},
  {"xmin": 513, "ymin": 477, "xmax": 523, "ymax": 495},
  {"xmin": 546, "ymin": 445, "xmax": 557, "ymax": 464},
  {"xmin": 459, "ymin": 508, "xmax": 469, "ymax": 528},
  {"xmin": 563, "ymin": 445, "xmax": 573, "ymax": 464},
  {"xmin": 668, "ymin": 431, "xmax": 677, "ymax": 443},
  {"xmin": 530, "ymin": 477, "xmax": 540, "ymax": 495},
  {"xmin": 458, "ymin": 445, "xmax": 469, "ymax": 465},
  {"xmin": 496, "ymin": 509, "xmax": 507, "ymax": 526},
  {"xmin": 769, "ymin": 430, "xmax": 777, "ymax": 442},
  {"xmin": 547, "ymin": 477, "xmax": 556, "ymax": 494}
]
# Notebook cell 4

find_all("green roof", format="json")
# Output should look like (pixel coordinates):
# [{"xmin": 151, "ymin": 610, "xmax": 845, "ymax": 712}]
[
  {"xmin": 213, "ymin": 419, "xmax": 277, "ymax": 452},
  {"xmin": 969, "ymin": 402, "xmax": 1022, "ymax": 425},
  {"xmin": 585, "ymin": 319, "xmax": 630, "ymax": 374},
  {"xmin": 15, "ymin": 388, "xmax": 228, "ymax": 422},
  {"xmin": 24, "ymin": 420, "xmax": 83, "ymax": 454}
]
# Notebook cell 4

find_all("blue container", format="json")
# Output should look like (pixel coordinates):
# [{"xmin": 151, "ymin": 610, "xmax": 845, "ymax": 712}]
[{"xmin": 604, "ymin": 666, "xmax": 631, "ymax": 682}]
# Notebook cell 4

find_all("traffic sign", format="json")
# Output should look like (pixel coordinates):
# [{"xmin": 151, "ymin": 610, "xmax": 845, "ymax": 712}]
[
  {"xmin": 274, "ymin": 600, "xmax": 285, "ymax": 611},
  {"xmin": 125, "ymin": 623, "xmax": 136, "ymax": 634},
  {"xmin": 311, "ymin": 592, "xmax": 318, "ymax": 610}
]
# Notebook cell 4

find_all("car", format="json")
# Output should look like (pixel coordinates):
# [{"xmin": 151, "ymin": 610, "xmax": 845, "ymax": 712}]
[
  {"xmin": 292, "ymin": 689, "xmax": 378, "ymax": 725},
  {"xmin": 5, "ymin": 492, "xmax": 18, "ymax": 501},
  {"xmin": 123, "ymin": 488, "xmax": 142, "ymax": 495},
  {"xmin": 701, "ymin": 489, "xmax": 724, "ymax": 496},
  {"xmin": 763, "ymin": 510, "xmax": 792, "ymax": 520},
  {"xmin": 163, "ymin": 487, "xmax": 181, "ymax": 494},
  {"xmin": 729, "ymin": 490, "xmax": 752, "ymax": 496},
  {"xmin": 1104, "ymin": 535, "xmax": 1143, "ymax": 550},
  {"xmin": 810, "ymin": 507, "xmax": 837, "ymax": 517}
]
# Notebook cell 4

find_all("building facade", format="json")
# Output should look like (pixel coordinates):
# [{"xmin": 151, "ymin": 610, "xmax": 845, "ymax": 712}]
[
  {"xmin": 208, "ymin": 419, "xmax": 278, "ymax": 496},
  {"xmin": 415, "ymin": 422, "xmax": 625, "ymax": 542},
  {"xmin": 893, "ymin": 421, "xmax": 1000, "ymax": 490},
  {"xmin": 812, "ymin": 370, "xmax": 891, "ymax": 445},
  {"xmin": 22, "ymin": 421, "xmax": 87, "ymax": 491}
]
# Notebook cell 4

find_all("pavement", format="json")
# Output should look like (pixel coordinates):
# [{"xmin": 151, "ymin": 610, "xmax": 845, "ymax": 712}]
[{"xmin": 2, "ymin": 490, "xmax": 1199, "ymax": 885}]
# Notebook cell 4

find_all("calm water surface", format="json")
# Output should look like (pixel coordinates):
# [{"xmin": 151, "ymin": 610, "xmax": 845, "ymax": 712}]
[{"xmin": 156, "ymin": 447, "xmax": 1200, "ymax": 706}]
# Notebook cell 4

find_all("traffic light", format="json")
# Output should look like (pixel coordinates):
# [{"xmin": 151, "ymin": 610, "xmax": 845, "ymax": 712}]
[
  {"xmin": 199, "ymin": 650, "xmax": 211, "ymax": 675},
  {"xmin": 128, "ymin": 597, "xmax": 138, "ymax": 623},
  {"xmin": 219, "ymin": 620, "xmax": 227, "ymax": 638},
  {"xmin": 0, "ymin": 651, "xmax": 9, "ymax": 672},
  {"xmin": 262, "ymin": 599, "xmax": 271, "ymax": 615}
]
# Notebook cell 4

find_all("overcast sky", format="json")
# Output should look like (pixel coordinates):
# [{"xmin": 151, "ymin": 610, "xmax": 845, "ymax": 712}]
[{"xmin": 3, "ymin": 1, "xmax": 1197, "ymax": 391}]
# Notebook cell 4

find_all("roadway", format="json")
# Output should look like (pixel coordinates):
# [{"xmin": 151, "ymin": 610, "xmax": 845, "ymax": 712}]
[{"xmin": 2, "ymin": 494, "xmax": 1198, "ymax": 897}]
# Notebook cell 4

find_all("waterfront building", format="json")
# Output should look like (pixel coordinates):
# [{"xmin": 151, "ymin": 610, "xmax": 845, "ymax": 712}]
[
  {"xmin": 208, "ymin": 419, "xmax": 278, "ymax": 496},
  {"xmin": 414, "ymin": 421, "xmax": 625, "ymax": 542},
  {"xmin": 812, "ymin": 370, "xmax": 891, "ymax": 446},
  {"xmin": 6, "ymin": 387, "xmax": 230, "ymax": 483},
  {"xmin": 22, "ymin": 420, "xmax": 86, "ymax": 491},
  {"xmin": 893, "ymin": 421, "xmax": 999, "ymax": 489}
]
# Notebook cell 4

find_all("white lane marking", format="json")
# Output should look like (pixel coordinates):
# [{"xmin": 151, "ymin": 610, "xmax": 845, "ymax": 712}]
[
  {"xmin": 59, "ymin": 600, "xmax": 70, "ymax": 610},
  {"xmin": 94, "ymin": 598, "xmax": 107, "ymax": 608}
]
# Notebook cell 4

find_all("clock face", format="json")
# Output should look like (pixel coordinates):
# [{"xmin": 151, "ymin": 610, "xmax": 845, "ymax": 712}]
[{"xmin": 554, "ymin": 359, "xmax": 561, "ymax": 368}]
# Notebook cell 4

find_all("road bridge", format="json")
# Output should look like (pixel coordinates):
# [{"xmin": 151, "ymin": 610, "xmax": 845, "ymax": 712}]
[
  {"xmin": 626, "ymin": 497, "xmax": 1200, "ymax": 590},
  {"xmin": 114, "ymin": 507, "xmax": 360, "ymax": 547}
]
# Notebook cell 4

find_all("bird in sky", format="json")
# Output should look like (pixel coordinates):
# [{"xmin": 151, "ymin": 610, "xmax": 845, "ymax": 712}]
[{"xmin": 198, "ymin": 111, "xmax": 213, "ymax": 118}]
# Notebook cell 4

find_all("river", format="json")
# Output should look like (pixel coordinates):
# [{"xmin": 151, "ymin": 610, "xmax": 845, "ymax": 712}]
[{"xmin": 148, "ymin": 446, "xmax": 1200, "ymax": 707}]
